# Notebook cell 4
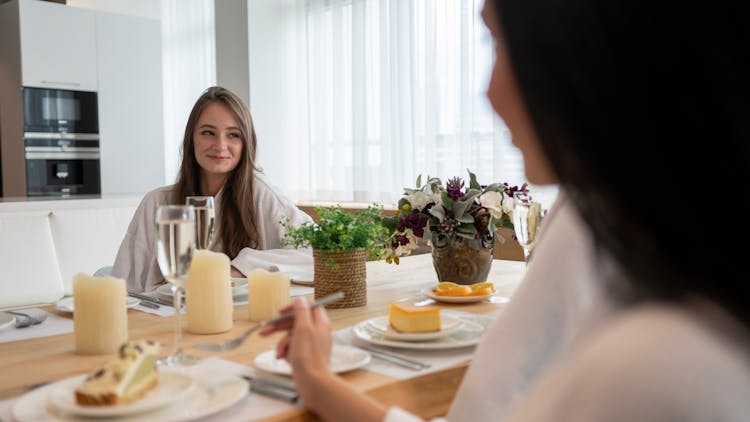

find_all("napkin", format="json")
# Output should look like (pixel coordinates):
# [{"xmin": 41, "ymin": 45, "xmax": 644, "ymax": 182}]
[{"xmin": 0, "ymin": 309, "xmax": 73, "ymax": 344}]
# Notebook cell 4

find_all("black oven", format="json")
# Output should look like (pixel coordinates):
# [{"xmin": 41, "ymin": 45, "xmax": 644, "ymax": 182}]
[
  {"xmin": 24, "ymin": 135, "xmax": 101, "ymax": 196},
  {"xmin": 22, "ymin": 87, "xmax": 101, "ymax": 196},
  {"xmin": 23, "ymin": 87, "xmax": 98, "ymax": 134}
]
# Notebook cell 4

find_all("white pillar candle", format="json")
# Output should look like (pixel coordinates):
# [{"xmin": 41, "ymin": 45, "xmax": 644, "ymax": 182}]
[
  {"xmin": 247, "ymin": 268, "xmax": 290, "ymax": 322},
  {"xmin": 185, "ymin": 250, "xmax": 233, "ymax": 334},
  {"xmin": 73, "ymin": 274, "xmax": 128, "ymax": 355}
]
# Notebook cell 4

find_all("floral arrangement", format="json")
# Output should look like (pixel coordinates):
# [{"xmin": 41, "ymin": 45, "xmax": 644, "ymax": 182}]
[{"xmin": 383, "ymin": 170, "xmax": 527, "ymax": 264}]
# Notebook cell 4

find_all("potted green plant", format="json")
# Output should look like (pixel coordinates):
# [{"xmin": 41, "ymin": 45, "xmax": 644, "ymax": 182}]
[{"xmin": 281, "ymin": 205, "xmax": 388, "ymax": 308}]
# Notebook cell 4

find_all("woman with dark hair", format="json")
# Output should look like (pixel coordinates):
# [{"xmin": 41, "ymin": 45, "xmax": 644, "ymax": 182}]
[
  {"xmin": 113, "ymin": 86, "xmax": 312, "ymax": 292},
  {"xmin": 258, "ymin": 0, "xmax": 750, "ymax": 420}
]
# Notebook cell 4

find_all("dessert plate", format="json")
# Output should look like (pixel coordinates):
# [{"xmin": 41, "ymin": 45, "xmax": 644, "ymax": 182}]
[
  {"xmin": 254, "ymin": 344, "xmax": 370, "ymax": 375},
  {"xmin": 364, "ymin": 315, "xmax": 463, "ymax": 341},
  {"xmin": 421, "ymin": 288, "xmax": 496, "ymax": 303},
  {"xmin": 13, "ymin": 369, "xmax": 248, "ymax": 422},
  {"xmin": 0, "ymin": 312, "xmax": 15, "ymax": 330},
  {"xmin": 353, "ymin": 318, "xmax": 485, "ymax": 350},
  {"xmin": 46, "ymin": 371, "xmax": 194, "ymax": 418},
  {"xmin": 285, "ymin": 270, "xmax": 314, "ymax": 286},
  {"xmin": 55, "ymin": 296, "xmax": 141, "ymax": 313}
]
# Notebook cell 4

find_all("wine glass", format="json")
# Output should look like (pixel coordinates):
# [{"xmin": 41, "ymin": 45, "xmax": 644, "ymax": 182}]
[
  {"xmin": 155, "ymin": 205, "xmax": 197, "ymax": 365},
  {"xmin": 185, "ymin": 196, "xmax": 215, "ymax": 249},
  {"xmin": 512, "ymin": 191, "xmax": 542, "ymax": 265}
]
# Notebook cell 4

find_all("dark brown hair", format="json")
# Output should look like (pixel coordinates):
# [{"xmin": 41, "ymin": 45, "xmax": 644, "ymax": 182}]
[
  {"xmin": 491, "ymin": 0, "xmax": 750, "ymax": 325},
  {"xmin": 172, "ymin": 86, "xmax": 260, "ymax": 256}
]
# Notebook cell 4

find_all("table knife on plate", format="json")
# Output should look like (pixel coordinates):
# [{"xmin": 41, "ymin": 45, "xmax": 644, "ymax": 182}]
[{"xmin": 127, "ymin": 291, "xmax": 173, "ymax": 307}]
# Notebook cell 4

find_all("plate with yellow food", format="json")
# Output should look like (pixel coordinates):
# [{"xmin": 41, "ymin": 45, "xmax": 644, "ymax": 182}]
[{"xmin": 422, "ymin": 281, "xmax": 497, "ymax": 303}]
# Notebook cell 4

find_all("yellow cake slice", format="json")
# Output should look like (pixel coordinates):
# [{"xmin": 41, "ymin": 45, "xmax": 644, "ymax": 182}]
[
  {"xmin": 388, "ymin": 303, "xmax": 441, "ymax": 333},
  {"xmin": 75, "ymin": 340, "xmax": 160, "ymax": 406}
]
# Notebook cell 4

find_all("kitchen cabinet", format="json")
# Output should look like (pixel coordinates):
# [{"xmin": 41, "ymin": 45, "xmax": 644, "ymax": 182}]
[
  {"xmin": 95, "ymin": 11, "xmax": 163, "ymax": 195},
  {"xmin": 18, "ymin": 0, "xmax": 98, "ymax": 91}
]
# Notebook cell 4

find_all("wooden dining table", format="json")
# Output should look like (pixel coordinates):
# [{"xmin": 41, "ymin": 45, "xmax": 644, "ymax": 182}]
[{"xmin": 0, "ymin": 254, "xmax": 525, "ymax": 421}]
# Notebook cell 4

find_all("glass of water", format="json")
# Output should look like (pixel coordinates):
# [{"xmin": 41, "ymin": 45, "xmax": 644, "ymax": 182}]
[
  {"xmin": 155, "ymin": 204, "xmax": 196, "ymax": 365},
  {"xmin": 185, "ymin": 196, "xmax": 215, "ymax": 249},
  {"xmin": 512, "ymin": 191, "xmax": 542, "ymax": 265}
]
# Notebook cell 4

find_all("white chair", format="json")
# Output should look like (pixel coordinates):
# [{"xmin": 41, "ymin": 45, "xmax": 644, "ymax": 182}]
[
  {"xmin": 48, "ymin": 206, "xmax": 135, "ymax": 295},
  {"xmin": 0, "ymin": 212, "xmax": 65, "ymax": 309}
]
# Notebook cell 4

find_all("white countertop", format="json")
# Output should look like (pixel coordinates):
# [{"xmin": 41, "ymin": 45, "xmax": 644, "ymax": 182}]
[{"xmin": 0, "ymin": 195, "xmax": 142, "ymax": 212}]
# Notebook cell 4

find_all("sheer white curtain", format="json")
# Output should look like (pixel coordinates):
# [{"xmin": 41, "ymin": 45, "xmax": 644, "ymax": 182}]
[
  {"xmin": 260, "ymin": 0, "xmax": 555, "ymax": 206},
  {"xmin": 161, "ymin": 0, "xmax": 216, "ymax": 184}
]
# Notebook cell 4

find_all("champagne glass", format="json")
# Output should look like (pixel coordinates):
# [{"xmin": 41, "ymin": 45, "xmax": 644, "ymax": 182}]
[
  {"xmin": 512, "ymin": 191, "xmax": 542, "ymax": 265},
  {"xmin": 155, "ymin": 205, "xmax": 197, "ymax": 365},
  {"xmin": 185, "ymin": 196, "xmax": 215, "ymax": 249}
]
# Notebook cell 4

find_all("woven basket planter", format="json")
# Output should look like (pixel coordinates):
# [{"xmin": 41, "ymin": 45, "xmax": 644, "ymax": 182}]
[{"xmin": 313, "ymin": 248, "xmax": 368, "ymax": 308}]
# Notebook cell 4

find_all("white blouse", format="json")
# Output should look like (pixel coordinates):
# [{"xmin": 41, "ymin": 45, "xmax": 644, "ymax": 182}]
[{"xmin": 111, "ymin": 173, "xmax": 313, "ymax": 292}]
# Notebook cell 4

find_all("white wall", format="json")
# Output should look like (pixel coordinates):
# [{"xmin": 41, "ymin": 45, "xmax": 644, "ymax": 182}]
[{"xmin": 248, "ymin": 0, "xmax": 287, "ymax": 188}]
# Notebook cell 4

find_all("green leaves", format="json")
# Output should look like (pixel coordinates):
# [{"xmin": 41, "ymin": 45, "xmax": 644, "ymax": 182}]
[{"xmin": 281, "ymin": 205, "xmax": 389, "ymax": 260}]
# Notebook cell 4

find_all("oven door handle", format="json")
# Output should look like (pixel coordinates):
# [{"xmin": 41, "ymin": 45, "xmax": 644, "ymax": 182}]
[{"xmin": 25, "ymin": 151, "xmax": 100, "ymax": 160}]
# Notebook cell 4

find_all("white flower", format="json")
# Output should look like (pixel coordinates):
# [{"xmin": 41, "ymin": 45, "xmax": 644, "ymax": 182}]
[
  {"xmin": 501, "ymin": 192, "xmax": 514, "ymax": 214},
  {"xmin": 478, "ymin": 191, "xmax": 505, "ymax": 219},
  {"xmin": 406, "ymin": 191, "xmax": 433, "ymax": 211}
]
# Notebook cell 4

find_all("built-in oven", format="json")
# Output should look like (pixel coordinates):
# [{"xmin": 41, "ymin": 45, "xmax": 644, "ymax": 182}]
[
  {"xmin": 22, "ymin": 87, "xmax": 101, "ymax": 196},
  {"xmin": 23, "ymin": 87, "xmax": 98, "ymax": 134},
  {"xmin": 24, "ymin": 135, "xmax": 101, "ymax": 196}
]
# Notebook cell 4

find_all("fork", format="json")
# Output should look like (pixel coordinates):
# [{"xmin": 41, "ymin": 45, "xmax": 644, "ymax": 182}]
[
  {"xmin": 6, "ymin": 310, "xmax": 47, "ymax": 328},
  {"xmin": 193, "ymin": 291, "xmax": 345, "ymax": 353}
]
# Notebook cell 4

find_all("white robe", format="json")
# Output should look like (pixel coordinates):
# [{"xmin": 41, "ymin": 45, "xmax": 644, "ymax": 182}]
[
  {"xmin": 112, "ymin": 173, "xmax": 313, "ymax": 292},
  {"xmin": 384, "ymin": 191, "xmax": 604, "ymax": 421}
]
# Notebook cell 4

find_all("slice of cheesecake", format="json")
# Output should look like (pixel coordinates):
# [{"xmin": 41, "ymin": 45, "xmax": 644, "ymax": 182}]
[
  {"xmin": 75, "ymin": 340, "xmax": 160, "ymax": 406},
  {"xmin": 388, "ymin": 303, "xmax": 441, "ymax": 333}
]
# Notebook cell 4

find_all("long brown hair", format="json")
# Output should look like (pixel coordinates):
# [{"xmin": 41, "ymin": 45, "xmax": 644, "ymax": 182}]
[{"xmin": 173, "ymin": 86, "xmax": 260, "ymax": 257}]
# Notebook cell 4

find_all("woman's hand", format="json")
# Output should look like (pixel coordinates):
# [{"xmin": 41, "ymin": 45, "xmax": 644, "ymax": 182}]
[
  {"xmin": 260, "ymin": 297, "xmax": 334, "ymax": 393},
  {"xmin": 260, "ymin": 298, "xmax": 388, "ymax": 421}
]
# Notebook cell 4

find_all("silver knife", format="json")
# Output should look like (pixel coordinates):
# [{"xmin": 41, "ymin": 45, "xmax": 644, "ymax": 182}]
[{"xmin": 128, "ymin": 291, "xmax": 173, "ymax": 307}]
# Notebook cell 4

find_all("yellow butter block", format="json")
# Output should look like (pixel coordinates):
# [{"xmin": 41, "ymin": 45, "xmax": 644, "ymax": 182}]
[{"xmin": 388, "ymin": 303, "xmax": 441, "ymax": 333}]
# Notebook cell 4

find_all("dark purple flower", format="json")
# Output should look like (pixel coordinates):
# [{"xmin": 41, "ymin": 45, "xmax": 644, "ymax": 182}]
[{"xmin": 446, "ymin": 177, "xmax": 465, "ymax": 200}]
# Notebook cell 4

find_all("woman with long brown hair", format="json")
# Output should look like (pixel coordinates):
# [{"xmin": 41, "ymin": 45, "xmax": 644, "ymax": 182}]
[{"xmin": 113, "ymin": 86, "xmax": 312, "ymax": 292}]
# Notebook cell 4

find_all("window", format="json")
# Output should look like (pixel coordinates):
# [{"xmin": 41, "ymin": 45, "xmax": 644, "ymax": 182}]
[{"xmin": 250, "ymin": 0, "xmax": 557, "ymax": 207}]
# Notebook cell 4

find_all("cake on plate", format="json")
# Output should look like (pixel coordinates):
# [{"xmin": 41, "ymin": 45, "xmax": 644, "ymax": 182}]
[
  {"xmin": 75, "ymin": 340, "xmax": 160, "ymax": 406},
  {"xmin": 388, "ymin": 303, "xmax": 441, "ymax": 333}
]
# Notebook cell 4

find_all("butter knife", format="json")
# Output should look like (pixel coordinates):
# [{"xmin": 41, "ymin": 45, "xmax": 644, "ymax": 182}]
[{"xmin": 128, "ymin": 291, "xmax": 173, "ymax": 307}]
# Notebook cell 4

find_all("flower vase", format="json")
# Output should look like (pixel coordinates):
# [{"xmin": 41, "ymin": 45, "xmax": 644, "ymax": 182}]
[
  {"xmin": 313, "ymin": 248, "xmax": 368, "ymax": 308},
  {"xmin": 431, "ymin": 232, "xmax": 493, "ymax": 285}
]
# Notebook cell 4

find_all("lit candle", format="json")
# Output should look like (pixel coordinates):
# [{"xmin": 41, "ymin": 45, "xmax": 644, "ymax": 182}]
[
  {"xmin": 247, "ymin": 268, "xmax": 290, "ymax": 322},
  {"xmin": 185, "ymin": 250, "xmax": 234, "ymax": 334},
  {"xmin": 73, "ymin": 274, "xmax": 128, "ymax": 355}
]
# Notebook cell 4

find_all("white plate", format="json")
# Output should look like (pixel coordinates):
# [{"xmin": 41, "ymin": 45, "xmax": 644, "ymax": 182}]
[
  {"xmin": 421, "ymin": 287, "xmax": 496, "ymax": 303},
  {"xmin": 365, "ymin": 315, "xmax": 463, "ymax": 341},
  {"xmin": 353, "ymin": 318, "xmax": 485, "ymax": 350},
  {"xmin": 48, "ymin": 371, "xmax": 194, "ymax": 418},
  {"xmin": 285, "ymin": 270, "xmax": 314, "ymax": 286},
  {"xmin": 55, "ymin": 296, "xmax": 141, "ymax": 313},
  {"xmin": 13, "ymin": 369, "xmax": 248, "ymax": 422},
  {"xmin": 0, "ymin": 312, "xmax": 15, "ymax": 330},
  {"xmin": 254, "ymin": 344, "xmax": 370, "ymax": 376}
]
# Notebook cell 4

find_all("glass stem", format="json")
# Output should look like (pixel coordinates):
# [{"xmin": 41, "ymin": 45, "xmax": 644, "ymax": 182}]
[{"xmin": 171, "ymin": 284, "xmax": 183, "ymax": 359}]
